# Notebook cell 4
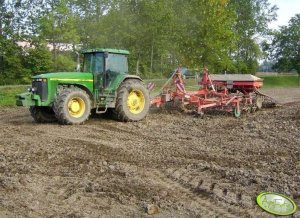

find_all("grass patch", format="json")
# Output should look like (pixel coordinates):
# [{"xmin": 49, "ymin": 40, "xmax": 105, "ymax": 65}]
[
  {"xmin": 261, "ymin": 75, "xmax": 300, "ymax": 88},
  {"xmin": 0, "ymin": 85, "xmax": 28, "ymax": 106}
]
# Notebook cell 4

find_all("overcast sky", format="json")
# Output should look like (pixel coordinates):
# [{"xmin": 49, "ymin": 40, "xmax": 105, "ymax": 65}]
[{"xmin": 268, "ymin": 0, "xmax": 300, "ymax": 29}]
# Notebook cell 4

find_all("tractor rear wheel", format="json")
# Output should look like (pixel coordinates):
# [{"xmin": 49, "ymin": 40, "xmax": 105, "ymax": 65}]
[
  {"xmin": 29, "ymin": 106, "xmax": 57, "ymax": 123},
  {"xmin": 115, "ymin": 79, "xmax": 150, "ymax": 121},
  {"xmin": 53, "ymin": 88, "xmax": 91, "ymax": 125}
]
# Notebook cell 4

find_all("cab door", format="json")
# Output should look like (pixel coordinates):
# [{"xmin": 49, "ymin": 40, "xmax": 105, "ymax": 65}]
[
  {"xmin": 104, "ymin": 53, "xmax": 129, "ymax": 90},
  {"xmin": 92, "ymin": 53, "xmax": 104, "ymax": 94}
]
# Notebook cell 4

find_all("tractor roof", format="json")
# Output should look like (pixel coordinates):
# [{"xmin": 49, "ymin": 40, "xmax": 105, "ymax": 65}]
[{"xmin": 81, "ymin": 48, "xmax": 130, "ymax": 55}]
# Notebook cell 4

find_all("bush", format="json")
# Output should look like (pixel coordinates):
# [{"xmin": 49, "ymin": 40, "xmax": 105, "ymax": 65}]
[{"xmin": 55, "ymin": 53, "xmax": 77, "ymax": 72}]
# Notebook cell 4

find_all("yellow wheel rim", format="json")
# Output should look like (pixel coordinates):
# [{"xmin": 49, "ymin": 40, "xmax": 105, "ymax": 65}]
[
  {"xmin": 127, "ymin": 90, "xmax": 145, "ymax": 114},
  {"xmin": 68, "ymin": 97, "xmax": 85, "ymax": 118}
]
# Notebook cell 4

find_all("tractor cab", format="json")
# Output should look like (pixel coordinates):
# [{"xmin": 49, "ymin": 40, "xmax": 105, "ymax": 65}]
[{"xmin": 82, "ymin": 49, "xmax": 129, "ymax": 93}]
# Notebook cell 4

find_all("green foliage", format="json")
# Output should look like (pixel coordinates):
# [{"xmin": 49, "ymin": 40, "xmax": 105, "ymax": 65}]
[
  {"xmin": 24, "ymin": 44, "xmax": 53, "ymax": 75},
  {"xmin": 0, "ymin": 37, "xmax": 27, "ymax": 85},
  {"xmin": 270, "ymin": 14, "xmax": 300, "ymax": 75},
  {"xmin": 37, "ymin": 0, "xmax": 80, "ymax": 71},
  {"xmin": 56, "ymin": 53, "xmax": 77, "ymax": 71},
  {"xmin": 0, "ymin": 0, "xmax": 279, "ymax": 84},
  {"xmin": 175, "ymin": 0, "xmax": 236, "ymax": 72},
  {"xmin": 229, "ymin": 0, "xmax": 277, "ymax": 74}
]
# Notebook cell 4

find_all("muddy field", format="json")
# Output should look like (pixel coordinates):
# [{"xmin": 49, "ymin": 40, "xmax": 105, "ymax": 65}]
[{"xmin": 1, "ymin": 88, "xmax": 300, "ymax": 217}]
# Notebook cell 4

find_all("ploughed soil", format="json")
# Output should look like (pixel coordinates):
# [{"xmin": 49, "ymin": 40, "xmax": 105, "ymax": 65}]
[{"xmin": 1, "ymin": 88, "xmax": 300, "ymax": 217}]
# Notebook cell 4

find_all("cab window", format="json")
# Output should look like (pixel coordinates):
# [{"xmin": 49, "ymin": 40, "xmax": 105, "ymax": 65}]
[
  {"xmin": 93, "ymin": 53, "xmax": 104, "ymax": 74},
  {"xmin": 83, "ymin": 53, "xmax": 104, "ymax": 73},
  {"xmin": 83, "ymin": 53, "xmax": 92, "ymax": 72},
  {"xmin": 107, "ymin": 54, "xmax": 128, "ymax": 73}
]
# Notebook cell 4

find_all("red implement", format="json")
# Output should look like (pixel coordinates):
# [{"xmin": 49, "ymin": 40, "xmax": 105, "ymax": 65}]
[{"xmin": 151, "ymin": 67, "xmax": 270, "ymax": 117}]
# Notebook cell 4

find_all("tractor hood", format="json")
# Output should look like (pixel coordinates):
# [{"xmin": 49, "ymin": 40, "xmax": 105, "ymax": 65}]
[{"xmin": 32, "ymin": 72, "xmax": 93, "ymax": 82}]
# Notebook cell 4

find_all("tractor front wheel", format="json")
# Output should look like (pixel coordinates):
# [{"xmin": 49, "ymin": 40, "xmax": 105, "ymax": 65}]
[
  {"xmin": 29, "ymin": 106, "xmax": 57, "ymax": 123},
  {"xmin": 115, "ymin": 79, "xmax": 150, "ymax": 121},
  {"xmin": 53, "ymin": 88, "xmax": 91, "ymax": 125}
]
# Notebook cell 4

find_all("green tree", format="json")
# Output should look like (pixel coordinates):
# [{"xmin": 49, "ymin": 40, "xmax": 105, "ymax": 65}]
[
  {"xmin": 270, "ymin": 14, "xmax": 300, "ymax": 85},
  {"xmin": 0, "ymin": 37, "xmax": 26, "ymax": 85},
  {"xmin": 230, "ymin": 0, "xmax": 277, "ymax": 73},
  {"xmin": 173, "ymin": 0, "xmax": 236, "ymax": 72},
  {"xmin": 0, "ymin": 0, "xmax": 280, "ymax": 84},
  {"xmin": 38, "ymin": 0, "xmax": 80, "ymax": 71},
  {"xmin": 0, "ymin": 0, "xmax": 54, "ymax": 84},
  {"xmin": 24, "ymin": 43, "xmax": 54, "ymax": 75},
  {"xmin": 126, "ymin": 0, "xmax": 175, "ymax": 77},
  {"xmin": 0, "ymin": 0, "xmax": 28, "ymax": 84}
]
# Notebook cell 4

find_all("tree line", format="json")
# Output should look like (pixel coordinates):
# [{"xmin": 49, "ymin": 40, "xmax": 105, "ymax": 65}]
[{"xmin": 1, "ymin": 0, "xmax": 297, "ymax": 85}]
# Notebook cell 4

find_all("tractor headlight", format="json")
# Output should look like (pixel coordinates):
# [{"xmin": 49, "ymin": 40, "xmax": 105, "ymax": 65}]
[
  {"xmin": 28, "ymin": 87, "xmax": 36, "ymax": 92},
  {"xmin": 33, "ymin": 78, "xmax": 47, "ymax": 82}
]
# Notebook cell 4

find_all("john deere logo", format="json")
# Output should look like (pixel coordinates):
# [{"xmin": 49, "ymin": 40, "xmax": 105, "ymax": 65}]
[{"xmin": 256, "ymin": 192, "xmax": 297, "ymax": 216}]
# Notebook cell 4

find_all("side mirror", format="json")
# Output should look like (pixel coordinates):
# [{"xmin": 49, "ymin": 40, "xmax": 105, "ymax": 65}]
[{"xmin": 104, "ymin": 52, "xmax": 109, "ymax": 58}]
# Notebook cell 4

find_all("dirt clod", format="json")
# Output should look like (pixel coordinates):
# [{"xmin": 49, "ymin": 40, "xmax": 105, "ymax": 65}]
[{"xmin": 146, "ymin": 204, "xmax": 159, "ymax": 215}]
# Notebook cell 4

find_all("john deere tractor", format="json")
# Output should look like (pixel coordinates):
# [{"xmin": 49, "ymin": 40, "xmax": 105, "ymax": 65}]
[{"xmin": 16, "ymin": 49, "xmax": 150, "ymax": 124}]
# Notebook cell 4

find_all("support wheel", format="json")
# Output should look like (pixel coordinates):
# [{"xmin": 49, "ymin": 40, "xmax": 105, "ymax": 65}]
[
  {"xmin": 233, "ymin": 107, "xmax": 241, "ymax": 118},
  {"xmin": 115, "ymin": 79, "xmax": 150, "ymax": 121},
  {"xmin": 30, "ymin": 106, "xmax": 57, "ymax": 123},
  {"xmin": 53, "ymin": 88, "xmax": 91, "ymax": 125}
]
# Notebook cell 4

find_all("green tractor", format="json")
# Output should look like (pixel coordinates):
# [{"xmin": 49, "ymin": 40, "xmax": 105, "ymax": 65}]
[{"xmin": 16, "ymin": 48, "xmax": 150, "ymax": 124}]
